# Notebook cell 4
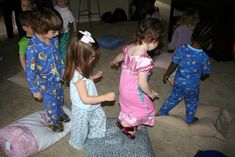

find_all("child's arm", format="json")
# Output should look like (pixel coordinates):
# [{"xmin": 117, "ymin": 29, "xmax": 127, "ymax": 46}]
[
  {"xmin": 72, "ymin": 22, "xmax": 77, "ymax": 34},
  {"xmin": 163, "ymin": 62, "xmax": 178, "ymax": 84},
  {"xmin": 75, "ymin": 79, "xmax": 115, "ymax": 104},
  {"xmin": 139, "ymin": 72, "xmax": 159, "ymax": 100},
  {"xmin": 110, "ymin": 52, "xmax": 124, "ymax": 67},
  {"xmin": 19, "ymin": 54, "xmax": 26, "ymax": 72},
  {"xmin": 25, "ymin": 46, "xmax": 42, "ymax": 101}
]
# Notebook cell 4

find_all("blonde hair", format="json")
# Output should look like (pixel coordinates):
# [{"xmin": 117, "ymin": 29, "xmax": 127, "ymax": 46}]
[{"xmin": 177, "ymin": 8, "xmax": 199, "ymax": 26}]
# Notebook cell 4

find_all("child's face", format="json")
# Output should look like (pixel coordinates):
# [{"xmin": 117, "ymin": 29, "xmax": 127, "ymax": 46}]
[
  {"xmin": 147, "ymin": 41, "xmax": 159, "ymax": 51},
  {"xmin": 43, "ymin": 30, "xmax": 59, "ymax": 40},
  {"xmin": 21, "ymin": 0, "xmax": 32, "ymax": 11},
  {"xmin": 56, "ymin": 0, "xmax": 68, "ymax": 7}
]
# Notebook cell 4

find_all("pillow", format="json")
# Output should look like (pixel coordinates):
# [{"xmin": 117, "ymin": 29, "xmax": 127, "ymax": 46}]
[
  {"xmin": 156, "ymin": 104, "xmax": 232, "ymax": 140},
  {"xmin": 84, "ymin": 118, "xmax": 155, "ymax": 157},
  {"xmin": 153, "ymin": 52, "xmax": 172, "ymax": 69},
  {"xmin": 96, "ymin": 35, "xmax": 124, "ymax": 49},
  {"xmin": 0, "ymin": 106, "xmax": 71, "ymax": 157}
]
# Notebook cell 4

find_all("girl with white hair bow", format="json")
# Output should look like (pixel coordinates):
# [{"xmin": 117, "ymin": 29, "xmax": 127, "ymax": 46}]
[{"xmin": 64, "ymin": 30, "xmax": 115, "ymax": 149}]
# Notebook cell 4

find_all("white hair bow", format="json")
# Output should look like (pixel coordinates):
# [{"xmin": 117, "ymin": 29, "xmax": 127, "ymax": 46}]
[{"xmin": 79, "ymin": 30, "xmax": 95, "ymax": 44}]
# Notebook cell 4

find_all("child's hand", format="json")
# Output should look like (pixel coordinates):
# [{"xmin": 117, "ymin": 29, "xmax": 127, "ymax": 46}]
[
  {"xmin": 91, "ymin": 71, "xmax": 103, "ymax": 80},
  {"xmin": 149, "ymin": 90, "xmax": 159, "ymax": 100},
  {"xmin": 110, "ymin": 60, "xmax": 118, "ymax": 68},
  {"xmin": 104, "ymin": 92, "xmax": 115, "ymax": 101},
  {"xmin": 32, "ymin": 92, "xmax": 43, "ymax": 102}
]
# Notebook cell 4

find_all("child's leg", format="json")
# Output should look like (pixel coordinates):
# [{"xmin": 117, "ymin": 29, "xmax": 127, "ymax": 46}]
[
  {"xmin": 87, "ymin": 107, "xmax": 106, "ymax": 139},
  {"xmin": 159, "ymin": 86, "xmax": 183, "ymax": 115},
  {"xmin": 42, "ymin": 84, "xmax": 64, "ymax": 131},
  {"xmin": 69, "ymin": 105, "xmax": 88, "ymax": 149},
  {"xmin": 117, "ymin": 112, "xmax": 139, "ymax": 139},
  {"xmin": 184, "ymin": 91, "xmax": 199, "ymax": 124},
  {"xmin": 56, "ymin": 83, "xmax": 65, "ymax": 118},
  {"xmin": 56, "ymin": 83, "xmax": 71, "ymax": 122}
]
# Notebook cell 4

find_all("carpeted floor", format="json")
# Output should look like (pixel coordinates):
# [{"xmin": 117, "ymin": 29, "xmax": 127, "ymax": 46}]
[{"xmin": 0, "ymin": 20, "xmax": 235, "ymax": 157}]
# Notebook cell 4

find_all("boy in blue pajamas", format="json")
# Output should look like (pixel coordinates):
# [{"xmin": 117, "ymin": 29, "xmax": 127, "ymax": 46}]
[
  {"xmin": 158, "ymin": 21, "xmax": 214, "ymax": 124},
  {"xmin": 26, "ymin": 8, "xmax": 70, "ymax": 132}
]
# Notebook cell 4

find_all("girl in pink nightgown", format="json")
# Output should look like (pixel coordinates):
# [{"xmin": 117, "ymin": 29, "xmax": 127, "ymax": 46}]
[{"xmin": 111, "ymin": 18, "xmax": 163, "ymax": 139}]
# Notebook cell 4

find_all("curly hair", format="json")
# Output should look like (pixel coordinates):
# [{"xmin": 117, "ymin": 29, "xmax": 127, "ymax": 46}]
[{"xmin": 133, "ymin": 18, "xmax": 164, "ymax": 45}]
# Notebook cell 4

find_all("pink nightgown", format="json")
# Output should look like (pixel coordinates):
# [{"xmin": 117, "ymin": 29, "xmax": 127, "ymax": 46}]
[{"xmin": 118, "ymin": 45, "xmax": 155, "ymax": 127}]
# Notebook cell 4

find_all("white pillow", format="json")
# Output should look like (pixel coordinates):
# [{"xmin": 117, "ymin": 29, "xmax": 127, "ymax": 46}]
[
  {"xmin": 0, "ymin": 106, "xmax": 71, "ymax": 157},
  {"xmin": 156, "ymin": 104, "xmax": 232, "ymax": 140}
]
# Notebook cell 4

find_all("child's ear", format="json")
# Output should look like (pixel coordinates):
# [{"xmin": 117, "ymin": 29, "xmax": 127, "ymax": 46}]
[{"xmin": 22, "ymin": 25, "xmax": 28, "ymax": 32}]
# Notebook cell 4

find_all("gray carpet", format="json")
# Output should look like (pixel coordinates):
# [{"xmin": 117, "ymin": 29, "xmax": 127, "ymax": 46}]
[{"xmin": 84, "ymin": 118, "xmax": 155, "ymax": 157}]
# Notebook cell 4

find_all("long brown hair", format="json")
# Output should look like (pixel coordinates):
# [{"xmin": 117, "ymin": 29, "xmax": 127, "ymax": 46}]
[{"xmin": 64, "ymin": 32, "xmax": 99, "ymax": 85}]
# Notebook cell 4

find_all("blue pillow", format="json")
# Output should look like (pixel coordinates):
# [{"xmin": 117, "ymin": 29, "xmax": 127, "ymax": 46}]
[{"xmin": 96, "ymin": 35, "xmax": 124, "ymax": 49}]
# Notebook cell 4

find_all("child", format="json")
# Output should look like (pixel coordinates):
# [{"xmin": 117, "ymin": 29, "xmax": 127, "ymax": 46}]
[
  {"xmin": 20, "ymin": 0, "xmax": 34, "ymax": 11},
  {"xmin": 54, "ymin": 0, "xmax": 77, "ymax": 63},
  {"xmin": 145, "ymin": 0, "xmax": 161, "ymax": 21},
  {"xmin": 25, "ymin": 8, "xmax": 70, "ymax": 132},
  {"xmin": 168, "ymin": 8, "xmax": 199, "ymax": 53},
  {"xmin": 158, "ymin": 21, "xmax": 215, "ymax": 124},
  {"xmin": 167, "ymin": 8, "xmax": 199, "ymax": 85},
  {"xmin": 110, "ymin": 18, "xmax": 162, "ymax": 139},
  {"xmin": 64, "ymin": 30, "xmax": 115, "ymax": 149},
  {"xmin": 18, "ymin": 11, "xmax": 33, "ymax": 71}
]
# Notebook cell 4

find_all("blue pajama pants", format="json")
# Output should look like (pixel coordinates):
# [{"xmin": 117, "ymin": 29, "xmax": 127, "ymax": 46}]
[
  {"xmin": 69, "ymin": 105, "xmax": 106, "ymax": 150},
  {"xmin": 40, "ymin": 82, "xmax": 64, "ymax": 126},
  {"xmin": 159, "ymin": 85, "xmax": 199, "ymax": 123}
]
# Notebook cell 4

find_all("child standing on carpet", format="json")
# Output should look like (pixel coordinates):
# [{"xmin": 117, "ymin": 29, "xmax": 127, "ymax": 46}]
[
  {"xmin": 26, "ymin": 8, "xmax": 70, "ymax": 132},
  {"xmin": 54, "ymin": 0, "xmax": 77, "ymax": 63},
  {"xmin": 168, "ymin": 8, "xmax": 199, "ymax": 53},
  {"xmin": 110, "ymin": 18, "xmax": 163, "ymax": 139},
  {"xmin": 18, "ymin": 11, "xmax": 33, "ymax": 71},
  {"xmin": 64, "ymin": 30, "xmax": 115, "ymax": 149},
  {"xmin": 157, "ymin": 21, "xmax": 214, "ymax": 124}
]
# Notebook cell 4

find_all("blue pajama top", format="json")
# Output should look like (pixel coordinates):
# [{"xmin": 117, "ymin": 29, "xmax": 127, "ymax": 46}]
[
  {"xmin": 25, "ymin": 34, "xmax": 64, "ymax": 93},
  {"xmin": 172, "ymin": 44, "xmax": 211, "ymax": 88}
]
